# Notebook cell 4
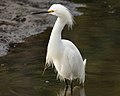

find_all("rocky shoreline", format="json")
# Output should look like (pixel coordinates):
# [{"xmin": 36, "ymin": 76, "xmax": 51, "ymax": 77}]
[{"xmin": 0, "ymin": 0, "xmax": 83, "ymax": 56}]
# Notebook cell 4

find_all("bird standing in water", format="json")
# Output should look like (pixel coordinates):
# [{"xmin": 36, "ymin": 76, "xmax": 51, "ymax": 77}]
[
  {"xmin": 45, "ymin": 4, "xmax": 86, "ymax": 88},
  {"xmin": 33, "ymin": 4, "xmax": 86, "ymax": 92}
]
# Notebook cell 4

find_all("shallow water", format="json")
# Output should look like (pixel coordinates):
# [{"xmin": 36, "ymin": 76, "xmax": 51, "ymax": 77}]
[{"xmin": 0, "ymin": 0, "xmax": 120, "ymax": 96}]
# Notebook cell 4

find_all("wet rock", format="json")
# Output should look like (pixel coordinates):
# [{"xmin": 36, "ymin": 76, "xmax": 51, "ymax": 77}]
[
  {"xmin": 0, "ymin": 19, "xmax": 17, "ymax": 25},
  {"xmin": 45, "ymin": 80, "xmax": 49, "ymax": 83},
  {"xmin": 0, "ymin": 0, "xmax": 82, "ymax": 57}
]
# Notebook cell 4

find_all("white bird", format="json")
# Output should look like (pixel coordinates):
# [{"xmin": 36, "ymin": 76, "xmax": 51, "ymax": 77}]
[{"xmin": 33, "ymin": 4, "xmax": 86, "ymax": 88}]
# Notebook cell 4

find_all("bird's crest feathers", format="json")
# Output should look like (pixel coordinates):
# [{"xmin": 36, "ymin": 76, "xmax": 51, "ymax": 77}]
[{"xmin": 49, "ymin": 4, "xmax": 74, "ymax": 29}]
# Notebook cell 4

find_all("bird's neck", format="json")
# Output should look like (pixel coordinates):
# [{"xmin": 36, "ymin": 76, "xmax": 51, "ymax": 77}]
[{"xmin": 49, "ymin": 17, "xmax": 65, "ymax": 44}]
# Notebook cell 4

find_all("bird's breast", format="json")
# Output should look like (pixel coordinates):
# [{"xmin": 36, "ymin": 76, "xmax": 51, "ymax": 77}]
[{"xmin": 47, "ymin": 41, "xmax": 63, "ymax": 58}]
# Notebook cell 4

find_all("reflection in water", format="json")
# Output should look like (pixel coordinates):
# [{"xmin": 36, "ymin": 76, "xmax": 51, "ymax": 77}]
[{"xmin": 58, "ymin": 86, "xmax": 85, "ymax": 96}]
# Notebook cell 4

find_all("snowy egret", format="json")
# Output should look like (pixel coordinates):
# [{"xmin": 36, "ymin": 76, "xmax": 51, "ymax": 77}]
[{"xmin": 33, "ymin": 4, "xmax": 86, "ymax": 89}]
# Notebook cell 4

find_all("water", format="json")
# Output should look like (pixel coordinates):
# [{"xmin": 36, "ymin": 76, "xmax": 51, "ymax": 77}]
[{"xmin": 0, "ymin": 0, "xmax": 120, "ymax": 96}]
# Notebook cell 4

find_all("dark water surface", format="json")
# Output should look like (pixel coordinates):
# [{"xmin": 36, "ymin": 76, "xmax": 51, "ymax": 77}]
[{"xmin": 0, "ymin": 1, "xmax": 120, "ymax": 96}]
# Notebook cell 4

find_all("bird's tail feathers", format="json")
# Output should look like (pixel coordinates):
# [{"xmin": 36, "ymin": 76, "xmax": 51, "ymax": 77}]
[
  {"xmin": 80, "ymin": 59, "xmax": 87, "ymax": 85},
  {"xmin": 83, "ymin": 59, "xmax": 87, "ymax": 66}
]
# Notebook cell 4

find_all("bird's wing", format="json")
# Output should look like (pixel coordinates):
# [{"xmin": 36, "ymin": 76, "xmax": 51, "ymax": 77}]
[
  {"xmin": 62, "ymin": 40, "xmax": 84, "ymax": 79},
  {"xmin": 62, "ymin": 39, "xmax": 83, "ymax": 64},
  {"xmin": 65, "ymin": 47, "xmax": 82, "ymax": 72},
  {"xmin": 64, "ymin": 41, "xmax": 86, "ymax": 83}
]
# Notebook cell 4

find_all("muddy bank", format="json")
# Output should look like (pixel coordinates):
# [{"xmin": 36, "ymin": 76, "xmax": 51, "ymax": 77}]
[{"xmin": 0, "ymin": 0, "xmax": 84, "ymax": 56}]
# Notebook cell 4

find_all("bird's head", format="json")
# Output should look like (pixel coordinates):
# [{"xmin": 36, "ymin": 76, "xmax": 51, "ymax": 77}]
[
  {"xmin": 48, "ymin": 4, "xmax": 73, "ymax": 28},
  {"xmin": 32, "ymin": 4, "xmax": 73, "ymax": 28}
]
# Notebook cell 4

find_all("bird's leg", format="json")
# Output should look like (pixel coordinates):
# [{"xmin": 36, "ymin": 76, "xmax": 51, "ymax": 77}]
[
  {"xmin": 81, "ymin": 82, "xmax": 84, "ymax": 88},
  {"xmin": 70, "ymin": 80, "xmax": 73, "ymax": 96},
  {"xmin": 65, "ymin": 78, "xmax": 69, "ymax": 88},
  {"xmin": 64, "ymin": 79, "xmax": 69, "ymax": 96},
  {"xmin": 64, "ymin": 85, "xmax": 68, "ymax": 96}
]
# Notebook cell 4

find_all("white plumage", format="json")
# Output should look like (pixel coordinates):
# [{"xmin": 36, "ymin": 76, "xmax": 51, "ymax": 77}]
[{"xmin": 45, "ymin": 4, "xmax": 86, "ymax": 85}]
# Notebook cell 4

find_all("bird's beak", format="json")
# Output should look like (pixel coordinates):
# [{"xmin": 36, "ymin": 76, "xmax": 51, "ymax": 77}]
[
  {"xmin": 31, "ymin": 11, "xmax": 49, "ymax": 15},
  {"xmin": 32, "ymin": 10, "xmax": 54, "ymax": 15}
]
